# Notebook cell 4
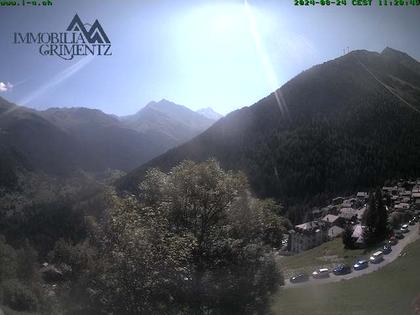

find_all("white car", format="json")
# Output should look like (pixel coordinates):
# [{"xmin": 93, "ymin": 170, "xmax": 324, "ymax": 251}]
[
  {"xmin": 401, "ymin": 224, "xmax": 409, "ymax": 233},
  {"xmin": 369, "ymin": 251, "xmax": 384, "ymax": 264},
  {"xmin": 312, "ymin": 268, "xmax": 330, "ymax": 279}
]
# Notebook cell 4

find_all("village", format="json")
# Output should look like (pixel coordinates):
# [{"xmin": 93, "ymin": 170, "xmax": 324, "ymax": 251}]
[{"xmin": 284, "ymin": 179, "xmax": 420, "ymax": 254}]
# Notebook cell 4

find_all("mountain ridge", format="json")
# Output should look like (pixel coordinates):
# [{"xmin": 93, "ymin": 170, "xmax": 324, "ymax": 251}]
[
  {"xmin": 0, "ymin": 97, "xmax": 219, "ymax": 190},
  {"xmin": 118, "ymin": 48, "xmax": 420, "ymax": 203},
  {"xmin": 196, "ymin": 107, "xmax": 223, "ymax": 120}
]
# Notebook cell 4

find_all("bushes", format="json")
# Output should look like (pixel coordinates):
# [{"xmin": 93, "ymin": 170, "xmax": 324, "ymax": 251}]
[
  {"xmin": 0, "ymin": 236, "xmax": 18, "ymax": 282},
  {"xmin": 0, "ymin": 237, "xmax": 45, "ymax": 313},
  {"xmin": 0, "ymin": 280, "xmax": 39, "ymax": 312}
]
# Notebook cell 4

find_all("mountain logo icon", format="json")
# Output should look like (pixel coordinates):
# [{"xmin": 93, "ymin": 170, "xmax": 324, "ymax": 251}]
[{"xmin": 66, "ymin": 14, "xmax": 110, "ymax": 44}]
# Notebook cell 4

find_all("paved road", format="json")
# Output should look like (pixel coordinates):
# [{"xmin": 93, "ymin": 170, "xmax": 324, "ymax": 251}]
[{"xmin": 284, "ymin": 222, "xmax": 419, "ymax": 289}]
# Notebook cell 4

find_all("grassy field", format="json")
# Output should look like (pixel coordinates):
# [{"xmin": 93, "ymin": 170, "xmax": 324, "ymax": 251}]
[
  {"xmin": 271, "ymin": 239, "xmax": 420, "ymax": 315},
  {"xmin": 277, "ymin": 238, "xmax": 381, "ymax": 278}
]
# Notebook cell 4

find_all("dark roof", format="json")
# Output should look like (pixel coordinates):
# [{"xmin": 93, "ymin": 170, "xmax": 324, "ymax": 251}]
[
  {"xmin": 294, "ymin": 221, "xmax": 326, "ymax": 233},
  {"xmin": 322, "ymin": 214, "xmax": 339, "ymax": 223},
  {"xmin": 339, "ymin": 208, "xmax": 358, "ymax": 220}
]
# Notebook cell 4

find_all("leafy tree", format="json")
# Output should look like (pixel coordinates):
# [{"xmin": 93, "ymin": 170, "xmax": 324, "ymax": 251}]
[
  {"xmin": 93, "ymin": 193, "xmax": 193, "ymax": 314},
  {"xmin": 91, "ymin": 160, "xmax": 284, "ymax": 314}
]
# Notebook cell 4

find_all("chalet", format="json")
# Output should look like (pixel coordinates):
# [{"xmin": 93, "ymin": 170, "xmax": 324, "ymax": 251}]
[
  {"xmin": 321, "ymin": 205, "xmax": 338, "ymax": 215},
  {"xmin": 400, "ymin": 190, "xmax": 412, "ymax": 197},
  {"xmin": 328, "ymin": 226, "xmax": 344, "ymax": 239},
  {"xmin": 322, "ymin": 214, "xmax": 339, "ymax": 224},
  {"xmin": 352, "ymin": 224, "xmax": 365, "ymax": 248},
  {"xmin": 412, "ymin": 191, "xmax": 420, "ymax": 210},
  {"xmin": 356, "ymin": 192, "xmax": 369, "ymax": 202},
  {"xmin": 386, "ymin": 194, "xmax": 398, "ymax": 203},
  {"xmin": 357, "ymin": 206, "xmax": 367, "ymax": 220},
  {"xmin": 288, "ymin": 221, "xmax": 328, "ymax": 253},
  {"xmin": 321, "ymin": 214, "xmax": 343, "ymax": 227},
  {"xmin": 339, "ymin": 208, "xmax": 358, "ymax": 222},
  {"xmin": 400, "ymin": 196, "xmax": 411, "ymax": 204},
  {"xmin": 341, "ymin": 198, "xmax": 356, "ymax": 208},
  {"xmin": 382, "ymin": 186, "xmax": 398, "ymax": 196},
  {"xmin": 394, "ymin": 203, "xmax": 410, "ymax": 212}
]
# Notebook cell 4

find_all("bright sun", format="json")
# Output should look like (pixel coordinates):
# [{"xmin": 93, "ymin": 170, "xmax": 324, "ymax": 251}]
[{"xmin": 185, "ymin": 3, "xmax": 250, "ymax": 39}]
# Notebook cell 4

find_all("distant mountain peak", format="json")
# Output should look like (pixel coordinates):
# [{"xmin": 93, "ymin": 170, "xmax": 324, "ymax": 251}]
[
  {"xmin": 196, "ymin": 107, "xmax": 223, "ymax": 120},
  {"xmin": 143, "ymin": 99, "xmax": 188, "ymax": 112},
  {"xmin": 121, "ymin": 99, "xmax": 216, "ymax": 145}
]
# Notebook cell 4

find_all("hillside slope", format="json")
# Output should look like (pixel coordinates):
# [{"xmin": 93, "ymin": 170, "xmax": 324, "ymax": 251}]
[
  {"xmin": 0, "ymin": 98, "xmax": 93, "ymax": 188},
  {"xmin": 119, "ymin": 48, "xmax": 420, "ymax": 202},
  {"xmin": 40, "ymin": 107, "xmax": 164, "ymax": 171}
]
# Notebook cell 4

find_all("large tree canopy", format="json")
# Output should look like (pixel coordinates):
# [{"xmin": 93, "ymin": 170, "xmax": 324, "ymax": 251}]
[{"xmin": 93, "ymin": 159, "xmax": 286, "ymax": 314}]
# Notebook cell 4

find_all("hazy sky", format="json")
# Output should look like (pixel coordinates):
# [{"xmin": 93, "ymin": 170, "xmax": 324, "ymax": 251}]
[{"xmin": 0, "ymin": 0, "xmax": 419, "ymax": 115}]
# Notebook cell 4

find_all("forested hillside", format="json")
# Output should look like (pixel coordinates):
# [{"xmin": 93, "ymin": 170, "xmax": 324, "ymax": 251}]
[{"xmin": 120, "ymin": 48, "xmax": 420, "ymax": 203}]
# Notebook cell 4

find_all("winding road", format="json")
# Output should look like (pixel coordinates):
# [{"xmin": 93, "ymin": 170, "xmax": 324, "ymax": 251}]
[{"xmin": 284, "ymin": 222, "xmax": 420, "ymax": 289}]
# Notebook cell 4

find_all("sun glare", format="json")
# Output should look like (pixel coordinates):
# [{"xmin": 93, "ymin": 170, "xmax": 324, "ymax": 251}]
[{"xmin": 179, "ymin": 3, "xmax": 252, "ymax": 42}]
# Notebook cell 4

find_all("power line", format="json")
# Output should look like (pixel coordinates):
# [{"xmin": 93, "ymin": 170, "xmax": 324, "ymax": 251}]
[{"xmin": 353, "ymin": 55, "xmax": 420, "ymax": 115}]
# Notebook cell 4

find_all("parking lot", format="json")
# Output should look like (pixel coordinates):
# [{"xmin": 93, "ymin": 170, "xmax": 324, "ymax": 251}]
[{"xmin": 284, "ymin": 222, "xmax": 419, "ymax": 288}]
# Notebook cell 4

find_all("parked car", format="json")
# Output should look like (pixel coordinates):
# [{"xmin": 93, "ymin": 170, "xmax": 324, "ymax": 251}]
[
  {"xmin": 409, "ymin": 220, "xmax": 415, "ymax": 226},
  {"xmin": 395, "ymin": 231, "xmax": 404, "ymax": 239},
  {"xmin": 333, "ymin": 264, "xmax": 352, "ymax": 275},
  {"xmin": 382, "ymin": 244, "xmax": 392, "ymax": 255},
  {"xmin": 370, "ymin": 251, "xmax": 384, "ymax": 264},
  {"xmin": 312, "ymin": 268, "xmax": 330, "ymax": 279},
  {"xmin": 388, "ymin": 237, "xmax": 398, "ymax": 246},
  {"xmin": 401, "ymin": 224, "xmax": 409, "ymax": 233},
  {"xmin": 290, "ymin": 273, "xmax": 309, "ymax": 284},
  {"xmin": 353, "ymin": 260, "xmax": 369, "ymax": 271}
]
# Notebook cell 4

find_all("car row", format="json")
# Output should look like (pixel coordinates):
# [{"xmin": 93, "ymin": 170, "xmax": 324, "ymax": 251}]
[
  {"xmin": 290, "ymin": 244, "xmax": 392, "ymax": 284},
  {"xmin": 289, "ymin": 219, "xmax": 416, "ymax": 285}
]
